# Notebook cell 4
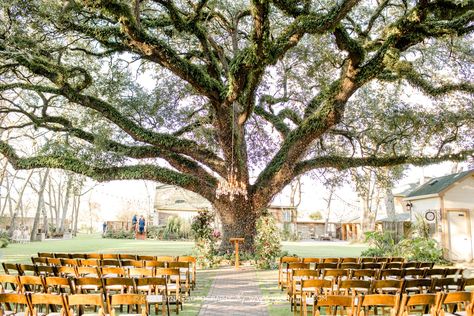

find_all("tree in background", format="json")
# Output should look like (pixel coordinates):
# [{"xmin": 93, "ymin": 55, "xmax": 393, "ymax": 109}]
[{"xmin": 0, "ymin": 0, "xmax": 473, "ymax": 250}]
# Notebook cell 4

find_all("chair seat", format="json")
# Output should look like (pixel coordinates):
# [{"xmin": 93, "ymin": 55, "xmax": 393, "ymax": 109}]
[
  {"xmin": 305, "ymin": 297, "xmax": 315, "ymax": 305},
  {"xmin": 136, "ymin": 285, "xmax": 152, "ymax": 291},
  {"xmin": 105, "ymin": 285, "xmax": 126, "ymax": 291},
  {"xmin": 79, "ymin": 285, "xmax": 100, "ymax": 291}
]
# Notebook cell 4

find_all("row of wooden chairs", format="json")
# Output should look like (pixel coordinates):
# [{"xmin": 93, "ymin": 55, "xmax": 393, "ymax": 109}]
[
  {"xmin": 280, "ymin": 256, "xmax": 412, "ymax": 265},
  {"xmin": 0, "ymin": 274, "xmax": 182, "ymax": 315},
  {"xmin": 0, "ymin": 292, "xmax": 169, "ymax": 316},
  {"xmin": 4, "ymin": 262, "xmax": 196, "ymax": 291},
  {"xmin": 289, "ymin": 276, "xmax": 474, "ymax": 311},
  {"xmin": 281, "ymin": 265, "xmax": 463, "ymax": 290},
  {"xmin": 37, "ymin": 253, "xmax": 184, "ymax": 262},
  {"xmin": 299, "ymin": 291, "xmax": 474, "ymax": 316}
]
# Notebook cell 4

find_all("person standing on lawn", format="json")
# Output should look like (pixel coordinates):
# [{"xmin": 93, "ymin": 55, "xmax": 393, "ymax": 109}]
[{"xmin": 138, "ymin": 215, "xmax": 146, "ymax": 240}]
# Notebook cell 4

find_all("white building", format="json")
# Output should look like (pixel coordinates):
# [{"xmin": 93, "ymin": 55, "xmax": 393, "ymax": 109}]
[{"xmin": 404, "ymin": 169, "xmax": 474, "ymax": 261}]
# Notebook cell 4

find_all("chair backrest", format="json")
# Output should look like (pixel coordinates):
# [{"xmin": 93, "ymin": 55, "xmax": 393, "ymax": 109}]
[
  {"xmin": 0, "ymin": 293, "xmax": 31, "ymax": 315},
  {"xmin": 403, "ymin": 278, "xmax": 433, "ymax": 294},
  {"xmin": 103, "ymin": 277, "xmax": 135, "ymax": 294},
  {"xmin": 119, "ymin": 254, "xmax": 137, "ymax": 260},
  {"xmin": 120, "ymin": 260, "xmax": 144, "ymax": 269},
  {"xmin": 155, "ymin": 256, "xmax": 175, "ymax": 263},
  {"xmin": 313, "ymin": 294, "xmax": 356, "ymax": 316},
  {"xmin": 376, "ymin": 257, "xmax": 391, "ymax": 263},
  {"xmin": 74, "ymin": 277, "xmax": 103, "ymax": 294},
  {"xmin": 18, "ymin": 275, "xmax": 45, "ymax": 293},
  {"xmin": 438, "ymin": 291, "xmax": 473, "ymax": 316},
  {"xmin": 2, "ymin": 263, "xmax": 20, "ymax": 275},
  {"xmin": 44, "ymin": 276, "xmax": 75, "ymax": 294},
  {"xmin": 101, "ymin": 267, "xmax": 126, "ymax": 278},
  {"xmin": 29, "ymin": 293, "xmax": 67, "ymax": 316},
  {"xmin": 424, "ymin": 268, "xmax": 446, "ymax": 278},
  {"xmin": 402, "ymin": 262, "xmax": 418, "ymax": 269},
  {"xmin": 0, "ymin": 274, "xmax": 19, "ymax": 293},
  {"xmin": 77, "ymin": 267, "xmax": 101, "ymax": 278},
  {"xmin": 359, "ymin": 257, "xmax": 376, "ymax": 263},
  {"xmin": 79, "ymin": 259, "xmax": 100, "ymax": 268},
  {"xmin": 418, "ymin": 262, "xmax": 435, "ymax": 269},
  {"xmin": 292, "ymin": 269, "xmax": 319, "ymax": 280},
  {"xmin": 108, "ymin": 294, "xmax": 148, "ymax": 316},
  {"xmin": 100, "ymin": 260, "xmax": 121, "ymax": 267},
  {"xmin": 18, "ymin": 264, "xmax": 37, "ymax": 276},
  {"xmin": 101, "ymin": 254, "xmax": 119, "ymax": 260},
  {"xmin": 70, "ymin": 254, "xmax": 87, "ymax": 260},
  {"xmin": 57, "ymin": 266, "xmax": 78, "ymax": 278},
  {"xmin": 362, "ymin": 263, "xmax": 382, "ymax": 269},
  {"xmin": 143, "ymin": 261, "xmax": 165, "ymax": 268},
  {"xmin": 86, "ymin": 253, "xmax": 103, "ymax": 260},
  {"xmin": 357, "ymin": 294, "xmax": 400, "ymax": 316},
  {"xmin": 65, "ymin": 294, "xmax": 106, "ymax": 316},
  {"xmin": 136, "ymin": 255, "xmax": 156, "ymax": 261},
  {"xmin": 55, "ymin": 254, "xmax": 71, "ymax": 259},
  {"xmin": 134, "ymin": 277, "xmax": 167, "ymax": 292},
  {"xmin": 38, "ymin": 253, "xmax": 54, "ymax": 258},
  {"xmin": 61, "ymin": 259, "xmax": 80, "ymax": 267},
  {"xmin": 342, "ymin": 258, "xmax": 358, "ymax": 263},
  {"xmin": 300, "ymin": 279, "xmax": 333, "ymax": 295},
  {"xmin": 384, "ymin": 263, "xmax": 403, "ymax": 269},
  {"xmin": 399, "ymin": 293, "xmax": 441, "ymax": 316},
  {"xmin": 371, "ymin": 279, "xmax": 404, "ymax": 294},
  {"xmin": 338, "ymin": 280, "xmax": 371, "ymax": 295},
  {"xmin": 403, "ymin": 268, "xmax": 426, "ymax": 279},
  {"xmin": 323, "ymin": 258, "xmax": 340, "ymax": 263},
  {"xmin": 379, "ymin": 269, "xmax": 404, "ymax": 280},
  {"xmin": 340, "ymin": 263, "xmax": 362, "ymax": 270},
  {"xmin": 316, "ymin": 263, "xmax": 338, "ymax": 270},
  {"xmin": 390, "ymin": 257, "xmax": 404, "ymax": 263},
  {"xmin": 445, "ymin": 268, "xmax": 464, "ymax": 278},
  {"xmin": 350, "ymin": 269, "xmax": 378, "ymax": 280},
  {"xmin": 128, "ymin": 268, "xmax": 154, "ymax": 278},
  {"xmin": 31, "ymin": 257, "xmax": 48, "ymax": 266},
  {"xmin": 47, "ymin": 258, "xmax": 62, "ymax": 266},
  {"xmin": 433, "ymin": 277, "xmax": 463, "ymax": 292},
  {"xmin": 35, "ymin": 265, "xmax": 57, "ymax": 277}
]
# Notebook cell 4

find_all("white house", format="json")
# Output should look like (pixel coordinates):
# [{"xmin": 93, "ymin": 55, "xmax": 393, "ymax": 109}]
[{"xmin": 404, "ymin": 169, "xmax": 474, "ymax": 261}]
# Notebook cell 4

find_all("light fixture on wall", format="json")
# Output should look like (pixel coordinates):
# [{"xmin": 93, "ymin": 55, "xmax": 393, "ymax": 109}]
[{"xmin": 406, "ymin": 202, "xmax": 413, "ymax": 221}]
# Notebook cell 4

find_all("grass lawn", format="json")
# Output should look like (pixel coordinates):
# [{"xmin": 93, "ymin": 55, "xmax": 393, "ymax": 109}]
[{"xmin": 1, "ymin": 235, "xmax": 368, "ymax": 315}]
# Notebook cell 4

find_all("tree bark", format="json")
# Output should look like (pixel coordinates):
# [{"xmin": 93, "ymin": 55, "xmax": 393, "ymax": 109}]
[
  {"xmin": 59, "ymin": 173, "xmax": 73, "ymax": 233},
  {"xmin": 214, "ymin": 198, "xmax": 258, "ymax": 253}
]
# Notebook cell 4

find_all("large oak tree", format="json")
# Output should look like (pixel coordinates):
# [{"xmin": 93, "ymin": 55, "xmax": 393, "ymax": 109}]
[{"xmin": 0, "ymin": 0, "xmax": 473, "ymax": 250}]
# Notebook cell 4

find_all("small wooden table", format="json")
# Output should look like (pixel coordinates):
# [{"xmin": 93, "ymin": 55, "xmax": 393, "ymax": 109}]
[{"xmin": 230, "ymin": 237, "xmax": 245, "ymax": 269}]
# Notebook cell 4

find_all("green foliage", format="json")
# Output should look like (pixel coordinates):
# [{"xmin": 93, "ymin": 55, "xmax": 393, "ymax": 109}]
[
  {"xmin": 0, "ymin": 231, "xmax": 11, "ymax": 242},
  {"xmin": 309, "ymin": 211, "xmax": 323, "ymax": 221},
  {"xmin": 103, "ymin": 229, "xmax": 134, "ymax": 239},
  {"xmin": 146, "ymin": 226, "xmax": 165, "ymax": 240},
  {"xmin": 163, "ymin": 216, "xmax": 192, "ymax": 240},
  {"xmin": 191, "ymin": 210, "xmax": 220, "ymax": 268},
  {"xmin": 280, "ymin": 227, "xmax": 300, "ymax": 241},
  {"xmin": 254, "ymin": 215, "xmax": 282, "ymax": 269},
  {"xmin": 0, "ymin": 238, "xmax": 9, "ymax": 248},
  {"xmin": 361, "ymin": 217, "xmax": 446, "ymax": 263}
]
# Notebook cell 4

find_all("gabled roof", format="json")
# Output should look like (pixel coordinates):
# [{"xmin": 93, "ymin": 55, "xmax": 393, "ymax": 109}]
[
  {"xmin": 154, "ymin": 184, "xmax": 212, "ymax": 212},
  {"xmin": 406, "ymin": 169, "xmax": 474, "ymax": 198}
]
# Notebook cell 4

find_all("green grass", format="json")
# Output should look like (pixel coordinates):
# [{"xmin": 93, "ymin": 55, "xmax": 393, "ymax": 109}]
[
  {"xmin": 282, "ymin": 240, "xmax": 367, "ymax": 258},
  {"xmin": 0, "ymin": 234, "xmax": 194, "ymax": 264}
]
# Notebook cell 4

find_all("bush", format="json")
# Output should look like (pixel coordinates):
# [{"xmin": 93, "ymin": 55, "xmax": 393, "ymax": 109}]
[
  {"xmin": 104, "ymin": 229, "xmax": 134, "ymax": 239},
  {"xmin": 164, "ymin": 216, "xmax": 192, "ymax": 240},
  {"xmin": 0, "ymin": 238, "xmax": 9, "ymax": 248},
  {"xmin": 361, "ymin": 217, "xmax": 446, "ymax": 263},
  {"xmin": 146, "ymin": 226, "xmax": 165, "ymax": 240},
  {"xmin": 254, "ymin": 214, "xmax": 282, "ymax": 269},
  {"xmin": 191, "ymin": 210, "xmax": 220, "ymax": 268}
]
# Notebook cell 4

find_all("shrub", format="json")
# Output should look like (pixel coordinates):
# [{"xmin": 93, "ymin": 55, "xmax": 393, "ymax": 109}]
[
  {"xmin": 146, "ymin": 226, "xmax": 165, "ymax": 240},
  {"xmin": 191, "ymin": 210, "xmax": 220, "ymax": 268},
  {"xmin": 0, "ymin": 238, "xmax": 9, "ymax": 248},
  {"xmin": 254, "ymin": 214, "xmax": 282, "ymax": 269},
  {"xmin": 164, "ymin": 216, "xmax": 191, "ymax": 240},
  {"xmin": 104, "ymin": 229, "xmax": 134, "ymax": 239}
]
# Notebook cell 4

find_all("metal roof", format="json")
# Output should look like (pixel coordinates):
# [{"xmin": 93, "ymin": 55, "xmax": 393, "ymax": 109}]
[{"xmin": 406, "ymin": 170, "xmax": 474, "ymax": 198}]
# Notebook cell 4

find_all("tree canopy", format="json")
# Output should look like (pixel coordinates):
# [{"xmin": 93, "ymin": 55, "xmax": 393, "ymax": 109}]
[{"xmin": 0, "ymin": 0, "xmax": 473, "ymax": 248}]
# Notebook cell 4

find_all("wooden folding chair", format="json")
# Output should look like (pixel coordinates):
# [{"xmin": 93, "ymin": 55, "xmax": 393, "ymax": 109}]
[
  {"xmin": 74, "ymin": 278, "xmax": 103, "ymax": 295},
  {"xmin": 432, "ymin": 278, "xmax": 463, "ymax": 293},
  {"xmin": 341, "ymin": 258, "xmax": 358, "ymax": 263},
  {"xmin": 76, "ymin": 267, "xmax": 100, "ymax": 279},
  {"xmin": 424, "ymin": 269, "xmax": 446, "ymax": 279},
  {"xmin": 31, "ymin": 258, "xmax": 48, "ymax": 266},
  {"xmin": 69, "ymin": 254, "xmax": 87, "ymax": 260},
  {"xmin": 128, "ymin": 269, "xmax": 153, "ymax": 279},
  {"xmin": 100, "ymin": 268, "xmax": 126, "ymax": 279},
  {"xmin": 291, "ymin": 270, "xmax": 320, "ymax": 312},
  {"xmin": 134, "ymin": 278, "xmax": 169, "ymax": 316},
  {"xmin": 176, "ymin": 257, "xmax": 196, "ymax": 291},
  {"xmin": 376, "ymin": 258, "xmax": 391, "ymax": 263},
  {"xmin": 279, "ymin": 257, "xmax": 301, "ymax": 290},
  {"xmin": 54, "ymin": 254, "xmax": 70, "ymax": 260},
  {"xmin": 64, "ymin": 294, "xmax": 106, "ymax": 316},
  {"xmin": 18, "ymin": 276, "xmax": 46, "ymax": 294},
  {"xmin": 56, "ymin": 267, "xmax": 77, "ymax": 279},
  {"xmin": 59, "ymin": 260, "xmax": 79, "ymax": 268},
  {"xmin": 136, "ymin": 256, "xmax": 155, "ymax": 262},
  {"xmin": 403, "ymin": 269, "xmax": 426, "ymax": 280},
  {"xmin": 28, "ymin": 293, "xmax": 67, "ymax": 316},
  {"xmin": 403, "ymin": 278, "xmax": 433, "ymax": 294},
  {"xmin": 379, "ymin": 269, "xmax": 404, "ymax": 280},
  {"xmin": 299, "ymin": 279, "xmax": 333, "ymax": 316},
  {"xmin": 360, "ymin": 258, "xmax": 376, "ymax": 263},
  {"xmin": 0, "ymin": 293, "xmax": 31, "ymax": 316},
  {"xmin": 155, "ymin": 257, "xmax": 175, "ymax": 264},
  {"xmin": 79, "ymin": 260, "xmax": 100, "ymax": 268},
  {"xmin": 101, "ymin": 255, "xmax": 119, "ymax": 260},
  {"xmin": 143, "ymin": 262, "xmax": 165, "ymax": 270},
  {"xmin": 357, "ymin": 294, "xmax": 400, "ymax": 316},
  {"xmin": 38, "ymin": 253, "xmax": 54, "ymax": 258},
  {"xmin": 119, "ymin": 255, "xmax": 137, "ymax": 261},
  {"xmin": 99, "ymin": 261, "xmax": 121, "ymax": 269},
  {"xmin": 398, "ymin": 293, "xmax": 442, "ymax": 316},
  {"xmin": 155, "ymin": 269, "xmax": 181, "ymax": 314},
  {"xmin": 120, "ymin": 261, "xmax": 144, "ymax": 269},
  {"xmin": 302, "ymin": 258, "xmax": 321, "ymax": 270},
  {"xmin": 390, "ymin": 258, "xmax": 404, "ymax": 263},
  {"xmin": 384, "ymin": 263, "xmax": 403, "ymax": 270},
  {"xmin": 107, "ymin": 294, "xmax": 148, "ymax": 316},
  {"xmin": 35, "ymin": 266, "xmax": 57, "ymax": 278},
  {"xmin": 46, "ymin": 259, "xmax": 61, "ymax": 267},
  {"xmin": 18, "ymin": 266, "xmax": 37, "ymax": 277},
  {"xmin": 350, "ymin": 269, "xmax": 377, "ymax": 281},
  {"xmin": 362, "ymin": 263, "xmax": 382, "ymax": 270},
  {"xmin": 103, "ymin": 278, "xmax": 135, "ymax": 296},
  {"xmin": 418, "ymin": 262, "xmax": 435, "ymax": 269},
  {"xmin": 309, "ymin": 294, "xmax": 356, "ymax": 316},
  {"xmin": 438, "ymin": 291, "xmax": 474, "ymax": 316},
  {"xmin": 85, "ymin": 254, "xmax": 102, "ymax": 260},
  {"xmin": 2, "ymin": 264, "xmax": 20, "ymax": 276},
  {"xmin": 44, "ymin": 277, "xmax": 75, "ymax": 295},
  {"xmin": 0, "ymin": 275, "xmax": 19, "ymax": 294},
  {"xmin": 402, "ymin": 262, "xmax": 418, "ymax": 269},
  {"xmin": 167, "ymin": 263, "xmax": 190, "ymax": 297},
  {"xmin": 340, "ymin": 263, "xmax": 362, "ymax": 270}
]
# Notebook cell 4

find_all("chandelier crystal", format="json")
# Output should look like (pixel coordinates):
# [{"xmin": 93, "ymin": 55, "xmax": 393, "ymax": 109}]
[{"xmin": 216, "ymin": 167, "xmax": 247, "ymax": 201}]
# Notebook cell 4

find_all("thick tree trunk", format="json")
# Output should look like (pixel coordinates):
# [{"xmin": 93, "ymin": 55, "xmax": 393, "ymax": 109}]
[
  {"xmin": 30, "ymin": 169, "xmax": 49, "ymax": 241},
  {"xmin": 214, "ymin": 198, "xmax": 259, "ymax": 253}
]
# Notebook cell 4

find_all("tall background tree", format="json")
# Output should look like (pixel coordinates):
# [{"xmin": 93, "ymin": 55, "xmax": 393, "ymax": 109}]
[{"xmin": 0, "ymin": 0, "xmax": 473, "ymax": 250}]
